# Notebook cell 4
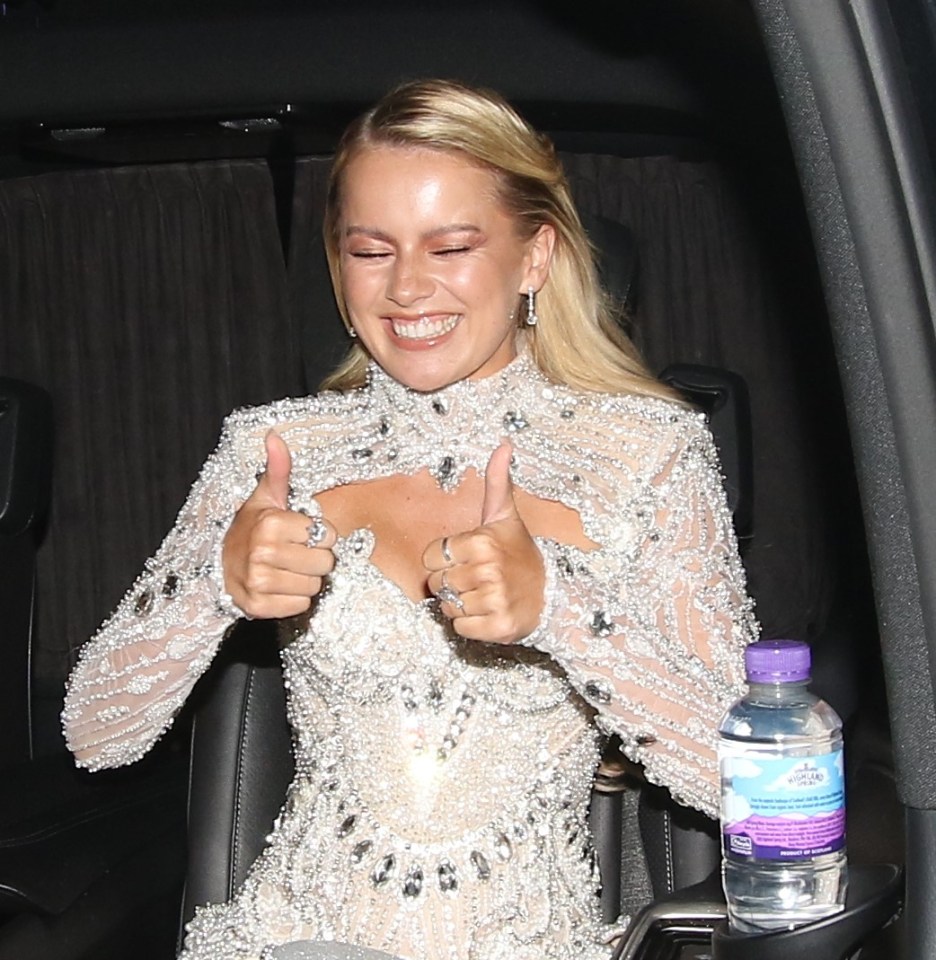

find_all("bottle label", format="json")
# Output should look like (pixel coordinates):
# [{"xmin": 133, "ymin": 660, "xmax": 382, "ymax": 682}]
[{"xmin": 720, "ymin": 748, "xmax": 845, "ymax": 861}]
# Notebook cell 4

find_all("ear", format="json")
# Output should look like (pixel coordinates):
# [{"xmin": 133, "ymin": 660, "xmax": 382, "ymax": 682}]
[{"xmin": 520, "ymin": 224, "xmax": 557, "ymax": 294}]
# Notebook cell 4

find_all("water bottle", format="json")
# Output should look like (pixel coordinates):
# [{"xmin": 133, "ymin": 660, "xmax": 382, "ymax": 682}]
[{"xmin": 718, "ymin": 639, "xmax": 847, "ymax": 932}]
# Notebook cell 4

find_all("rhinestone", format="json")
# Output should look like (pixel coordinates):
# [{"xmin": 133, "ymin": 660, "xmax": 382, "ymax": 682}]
[
  {"xmin": 161, "ymin": 574, "xmax": 180, "ymax": 598},
  {"xmin": 438, "ymin": 860, "xmax": 458, "ymax": 893},
  {"xmin": 557, "ymin": 556, "xmax": 574, "ymax": 578},
  {"xmin": 584, "ymin": 680, "xmax": 613, "ymax": 704},
  {"xmin": 503, "ymin": 411, "xmax": 529, "ymax": 432},
  {"xmin": 134, "ymin": 590, "xmax": 154, "ymax": 616},
  {"xmin": 590, "ymin": 610, "xmax": 613, "ymax": 637},
  {"xmin": 378, "ymin": 417, "xmax": 391, "ymax": 436},
  {"xmin": 427, "ymin": 680, "xmax": 443, "ymax": 708},
  {"xmin": 435, "ymin": 456, "xmax": 455, "ymax": 483},
  {"xmin": 337, "ymin": 814, "xmax": 357, "ymax": 838},
  {"xmin": 561, "ymin": 408, "xmax": 575, "ymax": 420},
  {"xmin": 402, "ymin": 865, "xmax": 424, "ymax": 897},
  {"xmin": 371, "ymin": 854, "xmax": 396, "ymax": 886},
  {"xmin": 636, "ymin": 733, "xmax": 657, "ymax": 745},
  {"xmin": 470, "ymin": 850, "xmax": 491, "ymax": 880},
  {"xmin": 351, "ymin": 448, "xmax": 373, "ymax": 461},
  {"xmin": 572, "ymin": 473, "xmax": 582, "ymax": 483},
  {"xmin": 514, "ymin": 823, "xmax": 528, "ymax": 842},
  {"xmin": 432, "ymin": 399, "xmax": 449, "ymax": 415},
  {"xmin": 350, "ymin": 840, "xmax": 372, "ymax": 864},
  {"xmin": 387, "ymin": 450, "xmax": 398, "ymax": 461},
  {"xmin": 494, "ymin": 833, "xmax": 513, "ymax": 862}
]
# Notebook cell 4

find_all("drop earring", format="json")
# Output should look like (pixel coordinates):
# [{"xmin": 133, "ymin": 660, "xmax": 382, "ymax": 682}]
[{"xmin": 525, "ymin": 287, "xmax": 538, "ymax": 327}]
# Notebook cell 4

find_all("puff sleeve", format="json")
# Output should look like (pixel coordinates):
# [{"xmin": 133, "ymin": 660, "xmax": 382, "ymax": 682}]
[
  {"xmin": 525, "ymin": 417, "xmax": 757, "ymax": 819},
  {"xmin": 62, "ymin": 418, "xmax": 258, "ymax": 771}
]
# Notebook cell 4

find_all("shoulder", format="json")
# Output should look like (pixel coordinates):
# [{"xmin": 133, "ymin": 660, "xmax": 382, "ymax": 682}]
[
  {"xmin": 543, "ymin": 381, "xmax": 714, "ymax": 471},
  {"xmin": 211, "ymin": 388, "xmax": 364, "ymax": 479}
]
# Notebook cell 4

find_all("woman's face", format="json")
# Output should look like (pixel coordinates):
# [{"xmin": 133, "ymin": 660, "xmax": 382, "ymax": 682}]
[{"xmin": 337, "ymin": 146, "xmax": 554, "ymax": 392}]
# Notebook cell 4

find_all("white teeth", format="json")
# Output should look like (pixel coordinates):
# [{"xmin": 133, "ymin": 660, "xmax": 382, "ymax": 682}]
[{"xmin": 391, "ymin": 315, "xmax": 459, "ymax": 340}]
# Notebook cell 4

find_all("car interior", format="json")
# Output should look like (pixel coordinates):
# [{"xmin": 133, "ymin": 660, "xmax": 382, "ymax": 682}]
[{"xmin": 1, "ymin": 0, "xmax": 934, "ymax": 957}]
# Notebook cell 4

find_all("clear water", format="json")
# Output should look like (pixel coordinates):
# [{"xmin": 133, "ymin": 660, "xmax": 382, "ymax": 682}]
[{"xmin": 719, "ymin": 682, "xmax": 848, "ymax": 932}]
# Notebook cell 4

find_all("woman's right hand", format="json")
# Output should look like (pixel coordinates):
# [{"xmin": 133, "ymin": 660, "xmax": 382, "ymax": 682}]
[{"xmin": 222, "ymin": 430, "xmax": 337, "ymax": 619}]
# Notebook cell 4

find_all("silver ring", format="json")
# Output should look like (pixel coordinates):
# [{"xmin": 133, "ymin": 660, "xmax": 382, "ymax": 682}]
[
  {"xmin": 436, "ymin": 570, "xmax": 464, "ymax": 611},
  {"xmin": 306, "ymin": 517, "xmax": 327, "ymax": 548},
  {"xmin": 440, "ymin": 536, "xmax": 454, "ymax": 566}
]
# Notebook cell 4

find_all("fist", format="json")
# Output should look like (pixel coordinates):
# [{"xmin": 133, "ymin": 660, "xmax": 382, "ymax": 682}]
[
  {"xmin": 222, "ymin": 430, "xmax": 337, "ymax": 619},
  {"xmin": 423, "ymin": 442, "xmax": 545, "ymax": 644}
]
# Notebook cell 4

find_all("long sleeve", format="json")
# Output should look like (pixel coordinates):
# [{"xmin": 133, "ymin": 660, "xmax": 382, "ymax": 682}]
[
  {"xmin": 62, "ymin": 419, "xmax": 257, "ymax": 771},
  {"xmin": 526, "ymin": 418, "xmax": 757, "ymax": 819}
]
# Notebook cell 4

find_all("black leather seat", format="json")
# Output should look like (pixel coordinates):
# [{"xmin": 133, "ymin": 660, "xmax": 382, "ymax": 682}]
[{"xmin": 0, "ymin": 378, "xmax": 188, "ymax": 960}]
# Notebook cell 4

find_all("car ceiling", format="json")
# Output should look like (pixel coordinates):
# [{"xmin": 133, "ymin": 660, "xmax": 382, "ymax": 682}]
[{"xmin": 0, "ymin": 0, "xmax": 787, "ymax": 173}]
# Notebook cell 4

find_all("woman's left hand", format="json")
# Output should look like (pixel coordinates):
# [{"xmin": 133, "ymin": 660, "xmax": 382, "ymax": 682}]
[{"xmin": 423, "ymin": 442, "xmax": 545, "ymax": 644}]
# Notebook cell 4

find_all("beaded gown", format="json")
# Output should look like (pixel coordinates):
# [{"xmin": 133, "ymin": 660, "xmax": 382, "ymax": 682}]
[{"xmin": 62, "ymin": 352, "xmax": 756, "ymax": 960}]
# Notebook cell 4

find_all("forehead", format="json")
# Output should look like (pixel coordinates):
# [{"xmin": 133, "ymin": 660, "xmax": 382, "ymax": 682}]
[{"xmin": 340, "ymin": 145, "xmax": 506, "ymax": 218}]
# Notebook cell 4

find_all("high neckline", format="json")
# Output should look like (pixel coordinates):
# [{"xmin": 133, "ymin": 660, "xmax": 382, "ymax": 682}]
[{"xmin": 365, "ymin": 343, "xmax": 542, "ymax": 410}]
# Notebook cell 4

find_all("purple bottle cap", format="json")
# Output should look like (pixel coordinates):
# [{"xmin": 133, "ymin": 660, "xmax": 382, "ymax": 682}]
[{"xmin": 745, "ymin": 639, "xmax": 811, "ymax": 683}]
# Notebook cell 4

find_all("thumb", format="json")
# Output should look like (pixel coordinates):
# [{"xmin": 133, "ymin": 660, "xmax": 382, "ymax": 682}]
[
  {"xmin": 257, "ymin": 430, "xmax": 293, "ymax": 509},
  {"xmin": 481, "ymin": 441, "xmax": 520, "ymax": 525}
]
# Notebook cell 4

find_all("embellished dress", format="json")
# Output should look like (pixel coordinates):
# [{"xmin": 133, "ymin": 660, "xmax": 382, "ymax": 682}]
[{"xmin": 62, "ymin": 352, "xmax": 756, "ymax": 960}]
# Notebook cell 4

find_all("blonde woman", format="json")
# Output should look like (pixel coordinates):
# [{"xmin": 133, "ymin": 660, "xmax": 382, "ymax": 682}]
[{"xmin": 63, "ymin": 79, "xmax": 756, "ymax": 960}]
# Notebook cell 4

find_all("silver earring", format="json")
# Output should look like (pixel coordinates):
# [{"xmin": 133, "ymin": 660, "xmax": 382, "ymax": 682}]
[{"xmin": 525, "ymin": 287, "xmax": 538, "ymax": 326}]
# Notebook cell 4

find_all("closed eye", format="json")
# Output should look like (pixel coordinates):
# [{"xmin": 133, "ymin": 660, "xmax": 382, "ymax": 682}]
[
  {"xmin": 433, "ymin": 246, "xmax": 471, "ymax": 257},
  {"xmin": 350, "ymin": 250, "xmax": 391, "ymax": 259}
]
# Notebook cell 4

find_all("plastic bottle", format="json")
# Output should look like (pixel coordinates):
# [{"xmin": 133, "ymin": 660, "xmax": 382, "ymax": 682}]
[{"xmin": 718, "ymin": 639, "xmax": 847, "ymax": 932}]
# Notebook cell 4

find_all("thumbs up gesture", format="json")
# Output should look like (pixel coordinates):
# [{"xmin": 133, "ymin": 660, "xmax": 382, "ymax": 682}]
[
  {"xmin": 221, "ymin": 430, "xmax": 337, "ymax": 619},
  {"xmin": 423, "ymin": 442, "xmax": 545, "ymax": 644}
]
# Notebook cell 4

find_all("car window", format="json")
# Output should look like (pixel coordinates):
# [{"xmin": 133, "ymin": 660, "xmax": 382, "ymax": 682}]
[{"xmin": 889, "ymin": 0, "xmax": 936, "ymax": 178}]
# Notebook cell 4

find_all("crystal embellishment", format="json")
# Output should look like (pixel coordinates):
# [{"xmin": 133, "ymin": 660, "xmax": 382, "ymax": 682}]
[
  {"xmin": 371, "ymin": 854, "xmax": 396, "ymax": 887},
  {"xmin": 590, "ymin": 610, "xmax": 613, "ymax": 637},
  {"xmin": 584, "ymin": 681, "xmax": 612, "ymax": 705},
  {"xmin": 134, "ymin": 590, "xmax": 154, "ymax": 616},
  {"xmin": 433, "ymin": 455, "xmax": 456, "ymax": 488},
  {"xmin": 402, "ymin": 865, "xmax": 424, "ymax": 898},
  {"xmin": 438, "ymin": 861, "xmax": 458, "ymax": 893},
  {"xmin": 350, "ymin": 840, "xmax": 372, "ymax": 864},
  {"xmin": 503, "ymin": 411, "xmax": 529, "ymax": 432},
  {"xmin": 470, "ymin": 850, "xmax": 491, "ymax": 881}
]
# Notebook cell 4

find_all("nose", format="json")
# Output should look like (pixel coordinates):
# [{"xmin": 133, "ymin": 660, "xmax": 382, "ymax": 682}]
[{"xmin": 386, "ymin": 252, "xmax": 434, "ymax": 306}]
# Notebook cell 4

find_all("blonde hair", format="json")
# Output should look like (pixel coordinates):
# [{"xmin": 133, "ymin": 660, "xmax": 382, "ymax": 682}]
[{"xmin": 321, "ymin": 79, "xmax": 676, "ymax": 401}]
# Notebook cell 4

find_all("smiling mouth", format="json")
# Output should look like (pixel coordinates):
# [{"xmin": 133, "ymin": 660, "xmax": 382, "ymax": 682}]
[{"xmin": 390, "ymin": 314, "xmax": 460, "ymax": 340}]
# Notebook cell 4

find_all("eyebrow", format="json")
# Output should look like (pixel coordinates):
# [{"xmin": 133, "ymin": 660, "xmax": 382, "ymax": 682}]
[{"xmin": 344, "ymin": 223, "xmax": 483, "ymax": 241}]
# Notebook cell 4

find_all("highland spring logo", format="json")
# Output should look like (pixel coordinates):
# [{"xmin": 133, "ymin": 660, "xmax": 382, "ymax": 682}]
[{"xmin": 784, "ymin": 763, "xmax": 828, "ymax": 789}]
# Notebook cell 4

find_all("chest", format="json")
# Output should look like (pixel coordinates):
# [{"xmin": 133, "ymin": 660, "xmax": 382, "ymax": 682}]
[{"xmin": 316, "ymin": 468, "xmax": 594, "ymax": 603}]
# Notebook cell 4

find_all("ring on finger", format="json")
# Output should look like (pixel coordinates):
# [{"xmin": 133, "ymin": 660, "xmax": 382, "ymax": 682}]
[
  {"xmin": 436, "ymin": 569, "xmax": 464, "ymax": 612},
  {"xmin": 306, "ymin": 517, "xmax": 328, "ymax": 548},
  {"xmin": 441, "ymin": 536, "xmax": 454, "ymax": 566}
]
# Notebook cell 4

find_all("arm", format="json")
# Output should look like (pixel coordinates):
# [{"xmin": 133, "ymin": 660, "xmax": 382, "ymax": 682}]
[
  {"xmin": 527, "ymin": 420, "xmax": 756, "ymax": 819},
  {"xmin": 61, "ymin": 419, "xmax": 253, "ymax": 771}
]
